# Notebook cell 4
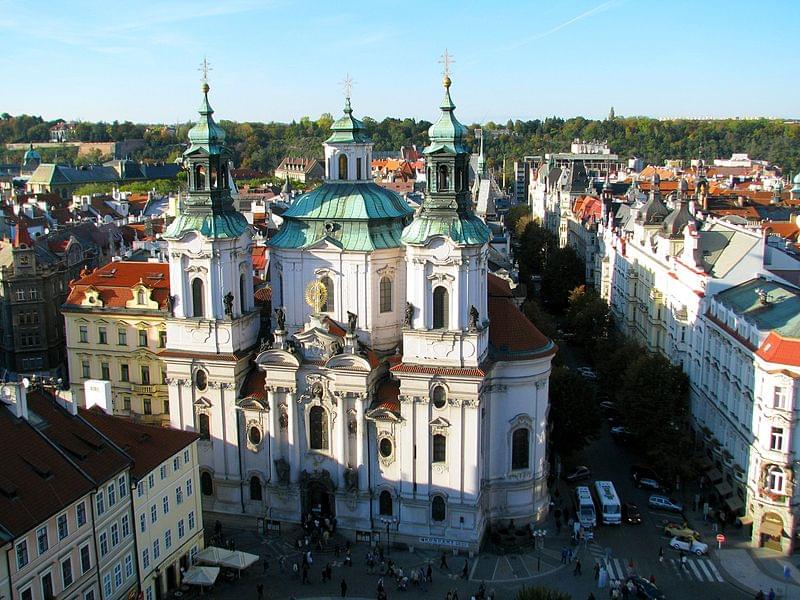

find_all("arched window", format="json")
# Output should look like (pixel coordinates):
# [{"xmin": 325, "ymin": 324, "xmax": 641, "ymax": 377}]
[
  {"xmin": 432, "ymin": 286, "xmax": 449, "ymax": 329},
  {"xmin": 320, "ymin": 276, "xmax": 334, "ymax": 312},
  {"xmin": 456, "ymin": 166, "xmax": 464, "ymax": 191},
  {"xmin": 379, "ymin": 490, "xmax": 393, "ymax": 516},
  {"xmin": 249, "ymin": 476, "xmax": 262, "ymax": 501},
  {"xmin": 427, "ymin": 167, "xmax": 432, "ymax": 191},
  {"xmin": 137, "ymin": 289, "xmax": 145, "ymax": 304},
  {"xmin": 198, "ymin": 413, "xmax": 210, "ymax": 440},
  {"xmin": 767, "ymin": 467, "xmax": 785, "ymax": 493},
  {"xmin": 191, "ymin": 278, "xmax": 204, "ymax": 318},
  {"xmin": 210, "ymin": 163, "xmax": 218, "ymax": 189},
  {"xmin": 338, "ymin": 154, "xmax": 348, "ymax": 181},
  {"xmin": 431, "ymin": 495, "xmax": 446, "ymax": 522},
  {"xmin": 200, "ymin": 472, "xmax": 213, "ymax": 496},
  {"xmin": 511, "ymin": 428, "xmax": 530, "ymax": 470},
  {"xmin": 239, "ymin": 274, "xmax": 246, "ymax": 314},
  {"xmin": 433, "ymin": 434, "xmax": 447, "ymax": 463},
  {"xmin": 220, "ymin": 163, "xmax": 228, "ymax": 189},
  {"xmin": 432, "ymin": 386, "xmax": 447, "ymax": 409},
  {"xmin": 437, "ymin": 165, "xmax": 450, "ymax": 191},
  {"xmin": 195, "ymin": 165, "xmax": 206, "ymax": 190},
  {"xmin": 309, "ymin": 406, "xmax": 329, "ymax": 451},
  {"xmin": 379, "ymin": 277, "xmax": 392, "ymax": 313}
]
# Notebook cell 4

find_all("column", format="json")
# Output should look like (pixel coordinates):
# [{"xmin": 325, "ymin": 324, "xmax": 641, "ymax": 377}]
[
  {"xmin": 399, "ymin": 395, "xmax": 415, "ymax": 497},
  {"xmin": 287, "ymin": 390, "xmax": 301, "ymax": 481},
  {"xmin": 462, "ymin": 403, "xmax": 479, "ymax": 500},
  {"xmin": 334, "ymin": 397, "xmax": 345, "ymax": 488},
  {"xmin": 356, "ymin": 397, "xmax": 366, "ymax": 491},
  {"xmin": 267, "ymin": 388, "xmax": 278, "ymax": 483}
]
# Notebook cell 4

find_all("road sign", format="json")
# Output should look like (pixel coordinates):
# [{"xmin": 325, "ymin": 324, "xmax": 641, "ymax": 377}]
[{"xmin": 716, "ymin": 534, "xmax": 725, "ymax": 542}]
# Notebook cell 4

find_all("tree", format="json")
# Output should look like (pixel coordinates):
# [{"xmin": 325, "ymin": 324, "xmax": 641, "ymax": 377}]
[
  {"xmin": 515, "ymin": 586, "xmax": 571, "ymax": 600},
  {"xmin": 565, "ymin": 285, "xmax": 611, "ymax": 347},
  {"xmin": 505, "ymin": 204, "xmax": 531, "ymax": 236},
  {"xmin": 548, "ymin": 365, "xmax": 601, "ymax": 459},
  {"xmin": 540, "ymin": 246, "xmax": 584, "ymax": 312}
]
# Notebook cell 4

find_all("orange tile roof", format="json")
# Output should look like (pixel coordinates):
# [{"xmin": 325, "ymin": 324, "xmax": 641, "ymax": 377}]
[
  {"xmin": 390, "ymin": 363, "xmax": 486, "ymax": 377},
  {"xmin": 65, "ymin": 261, "xmax": 170, "ymax": 310},
  {"xmin": 763, "ymin": 222, "xmax": 800, "ymax": 241},
  {"xmin": 240, "ymin": 370, "xmax": 266, "ymax": 401},
  {"xmin": 252, "ymin": 245, "xmax": 268, "ymax": 270},
  {"xmin": 374, "ymin": 379, "xmax": 400, "ymax": 413},
  {"xmin": 757, "ymin": 331, "xmax": 800, "ymax": 367}
]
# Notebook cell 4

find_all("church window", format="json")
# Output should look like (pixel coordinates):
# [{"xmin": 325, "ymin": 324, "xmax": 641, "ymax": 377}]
[
  {"xmin": 338, "ymin": 154, "xmax": 348, "ymax": 181},
  {"xmin": 191, "ymin": 278, "xmax": 205, "ymax": 318},
  {"xmin": 320, "ymin": 276, "xmax": 334, "ymax": 312},
  {"xmin": 194, "ymin": 165, "xmax": 206, "ymax": 190},
  {"xmin": 379, "ymin": 437, "xmax": 393, "ymax": 458},
  {"xmin": 379, "ymin": 490, "xmax": 393, "ymax": 516},
  {"xmin": 357, "ymin": 157, "xmax": 363, "ymax": 180},
  {"xmin": 511, "ymin": 428, "xmax": 530, "ymax": 470},
  {"xmin": 437, "ymin": 165, "xmax": 450, "ymax": 191},
  {"xmin": 431, "ymin": 495, "xmax": 446, "ymax": 522},
  {"xmin": 248, "ymin": 426, "xmax": 262, "ymax": 446},
  {"xmin": 432, "ymin": 386, "xmax": 447, "ymax": 409},
  {"xmin": 249, "ymin": 476, "xmax": 262, "ymax": 501},
  {"xmin": 309, "ymin": 406, "xmax": 329, "ymax": 451},
  {"xmin": 432, "ymin": 434, "xmax": 446, "ymax": 463},
  {"xmin": 195, "ymin": 370, "xmax": 208, "ymax": 391},
  {"xmin": 200, "ymin": 472, "xmax": 213, "ymax": 496},
  {"xmin": 432, "ymin": 286, "xmax": 449, "ymax": 329},
  {"xmin": 98, "ymin": 327, "xmax": 107, "ymax": 344},
  {"xmin": 198, "ymin": 414, "xmax": 210, "ymax": 440},
  {"xmin": 379, "ymin": 277, "xmax": 392, "ymax": 313},
  {"xmin": 239, "ymin": 274, "xmax": 246, "ymax": 314}
]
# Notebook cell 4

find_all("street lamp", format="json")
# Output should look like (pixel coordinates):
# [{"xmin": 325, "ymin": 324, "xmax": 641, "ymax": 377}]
[
  {"xmin": 379, "ymin": 517, "xmax": 398, "ymax": 557},
  {"xmin": 532, "ymin": 529, "xmax": 547, "ymax": 571}
]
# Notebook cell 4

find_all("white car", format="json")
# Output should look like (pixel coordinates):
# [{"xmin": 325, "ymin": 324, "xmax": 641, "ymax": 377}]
[{"xmin": 670, "ymin": 535, "xmax": 708, "ymax": 555}]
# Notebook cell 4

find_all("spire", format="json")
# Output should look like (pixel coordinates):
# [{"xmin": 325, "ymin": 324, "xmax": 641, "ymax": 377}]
[
  {"xmin": 187, "ymin": 81, "xmax": 226, "ymax": 152},
  {"xmin": 477, "ymin": 128, "xmax": 486, "ymax": 177},
  {"xmin": 13, "ymin": 220, "xmax": 32, "ymax": 248},
  {"xmin": 325, "ymin": 89, "xmax": 370, "ymax": 144}
]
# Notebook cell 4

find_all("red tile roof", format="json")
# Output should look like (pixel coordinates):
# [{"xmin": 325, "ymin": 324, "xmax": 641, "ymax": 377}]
[
  {"xmin": 488, "ymin": 274, "xmax": 555, "ymax": 361},
  {"xmin": 65, "ymin": 261, "xmax": 170, "ymax": 310},
  {"xmin": 374, "ymin": 379, "xmax": 400, "ymax": 413},
  {"xmin": 13, "ymin": 220, "xmax": 32, "ymax": 248},
  {"xmin": 252, "ymin": 246, "xmax": 268, "ymax": 271},
  {"xmin": 0, "ymin": 400, "xmax": 96, "ymax": 537},
  {"xmin": 390, "ymin": 363, "xmax": 486, "ymax": 377},
  {"xmin": 757, "ymin": 331, "xmax": 800, "ymax": 367},
  {"xmin": 763, "ymin": 222, "xmax": 800, "ymax": 241},
  {"xmin": 81, "ymin": 408, "xmax": 198, "ymax": 480},
  {"xmin": 240, "ymin": 370, "xmax": 266, "ymax": 401}
]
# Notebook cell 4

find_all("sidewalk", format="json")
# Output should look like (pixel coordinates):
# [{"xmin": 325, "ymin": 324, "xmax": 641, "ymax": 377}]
[{"xmin": 718, "ymin": 548, "xmax": 799, "ymax": 598}]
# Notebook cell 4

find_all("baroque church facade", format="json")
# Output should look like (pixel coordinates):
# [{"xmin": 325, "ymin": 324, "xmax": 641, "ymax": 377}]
[{"xmin": 165, "ymin": 75, "xmax": 555, "ymax": 551}]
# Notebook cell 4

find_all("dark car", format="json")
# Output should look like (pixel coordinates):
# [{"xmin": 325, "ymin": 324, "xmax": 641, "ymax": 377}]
[
  {"xmin": 565, "ymin": 466, "xmax": 591, "ymax": 483},
  {"xmin": 610, "ymin": 426, "xmax": 634, "ymax": 444},
  {"xmin": 630, "ymin": 465, "xmax": 658, "ymax": 481},
  {"xmin": 631, "ymin": 465, "xmax": 667, "ymax": 490},
  {"xmin": 622, "ymin": 503, "xmax": 642, "ymax": 524},
  {"xmin": 626, "ymin": 576, "xmax": 665, "ymax": 599}
]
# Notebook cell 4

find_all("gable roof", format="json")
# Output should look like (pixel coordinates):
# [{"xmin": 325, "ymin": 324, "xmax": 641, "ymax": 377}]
[{"xmin": 65, "ymin": 261, "xmax": 170, "ymax": 310}]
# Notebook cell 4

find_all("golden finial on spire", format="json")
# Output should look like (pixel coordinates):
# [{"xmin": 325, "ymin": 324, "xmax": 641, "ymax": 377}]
[
  {"xmin": 340, "ymin": 73, "xmax": 355, "ymax": 99},
  {"xmin": 199, "ymin": 56, "xmax": 212, "ymax": 93},
  {"xmin": 439, "ymin": 49, "xmax": 454, "ymax": 88}
]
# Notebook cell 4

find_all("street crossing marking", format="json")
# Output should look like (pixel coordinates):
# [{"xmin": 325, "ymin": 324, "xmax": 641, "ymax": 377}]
[
  {"xmin": 604, "ymin": 558, "xmax": 627, "ymax": 580},
  {"xmin": 666, "ymin": 558, "xmax": 723, "ymax": 583}
]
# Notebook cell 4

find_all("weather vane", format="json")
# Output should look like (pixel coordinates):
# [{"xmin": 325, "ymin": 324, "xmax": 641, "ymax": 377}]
[
  {"xmin": 340, "ymin": 73, "xmax": 354, "ymax": 99},
  {"xmin": 439, "ymin": 49, "xmax": 454, "ymax": 79},
  {"xmin": 199, "ymin": 57, "xmax": 212, "ymax": 85}
]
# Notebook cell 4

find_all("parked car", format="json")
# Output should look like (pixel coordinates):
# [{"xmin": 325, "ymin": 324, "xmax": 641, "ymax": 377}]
[
  {"xmin": 625, "ymin": 576, "xmax": 666, "ymax": 599},
  {"xmin": 622, "ymin": 503, "xmax": 642, "ymax": 524},
  {"xmin": 599, "ymin": 401, "xmax": 617, "ymax": 412},
  {"xmin": 663, "ymin": 522, "xmax": 701, "ymax": 539},
  {"xmin": 565, "ymin": 466, "xmax": 591, "ymax": 483},
  {"xmin": 635, "ymin": 477, "xmax": 663, "ymax": 491},
  {"xmin": 670, "ymin": 535, "xmax": 708, "ymax": 555},
  {"xmin": 648, "ymin": 495, "xmax": 683, "ymax": 513},
  {"xmin": 577, "ymin": 367, "xmax": 598, "ymax": 380}
]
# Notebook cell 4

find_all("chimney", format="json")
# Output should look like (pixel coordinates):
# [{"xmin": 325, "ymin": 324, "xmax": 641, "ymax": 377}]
[
  {"xmin": 84, "ymin": 380, "xmax": 112, "ymax": 414},
  {"xmin": 2, "ymin": 382, "xmax": 29, "ymax": 420}
]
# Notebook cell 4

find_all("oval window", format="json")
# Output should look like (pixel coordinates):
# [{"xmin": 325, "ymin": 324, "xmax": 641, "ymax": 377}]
[
  {"xmin": 195, "ymin": 370, "xmax": 207, "ymax": 391},
  {"xmin": 379, "ymin": 437, "xmax": 393, "ymax": 458},
  {"xmin": 432, "ymin": 386, "xmax": 446, "ymax": 409},
  {"xmin": 248, "ymin": 426, "xmax": 262, "ymax": 446}
]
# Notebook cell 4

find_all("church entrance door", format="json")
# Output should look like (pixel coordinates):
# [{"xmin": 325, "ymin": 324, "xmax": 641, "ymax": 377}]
[{"xmin": 305, "ymin": 481, "xmax": 335, "ymax": 519}]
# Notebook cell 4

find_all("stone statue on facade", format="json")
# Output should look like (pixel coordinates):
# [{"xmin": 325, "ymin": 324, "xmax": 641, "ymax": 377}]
[
  {"xmin": 166, "ymin": 294, "xmax": 177, "ymax": 316},
  {"xmin": 468, "ymin": 305, "xmax": 480, "ymax": 332},
  {"xmin": 275, "ymin": 307, "xmax": 286, "ymax": 331},
  {"xmin": 344, "ymin": 466, "xmax": 358, "ymax": 492},
  {"xmin": 258, "ymin": 337, "xmax": 271, "ymax": 353},
  {"xmin": 275, "ymin": 458, "xmax": 290, "ymax": 484},
  {"xmin": 223, "ymin": 292, "xmax": 234, "ymax": 317},
  {"xmin": 347, "ymin": 311, "xmax": 358, "ymax": 335},
  {"xmin": 404, "ymin": 302, "xmax": 414, "ymax": 328}
]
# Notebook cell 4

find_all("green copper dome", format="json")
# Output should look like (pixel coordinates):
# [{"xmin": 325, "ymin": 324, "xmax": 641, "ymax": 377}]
[
  {"xmin": 186, "ymin": 83, "xmax": 227, "ymax": 154},
  {"xmin": 270, "ymin": 182, "xmax": 413, "ymax": 251},
  {"xmin": 23, "ymin": 143, "xmax": 40, "ymax": 161},
  {"xmin": 401, "ymin": 210, "xmax": 490, "ymax": 246},
  {"xmin": 325, "ymin": 97, "xmax": 371, "ymax": 144},
  {"xmin": 424, "ymin": 77, "xmax": 470, "ymax": 155}
]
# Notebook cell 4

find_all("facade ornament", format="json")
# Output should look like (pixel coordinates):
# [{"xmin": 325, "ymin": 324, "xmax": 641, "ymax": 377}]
[
  {"xmin": 447, "ymin": 397, "xmax": 462, "ymax": 407},
  {"xmin": 414, "ymin": 395, "xmax": 428, "ymax": 405},
  {"xmin": 279, "ymin": 404, "xmax": 288, "ymax": 430},
  {"xmin": 468, "ymin": 305, "xmax": 479, "ymax": 332},
  {"xmin": 275, "ymin": 307, "xmax": 286, "ymax": 331},
  {"xmin": 258, "ymin": 337, "xmax": 271, "ymax": 353},
  {"xmin": 347, "ymin": 311, "xmax": 358, "ymax": 335},
  {"xmin": 404, "ymin": 302, "xmax": 414, "ymax": 328},
  {"xmin": 166, "ymin": 294, "xmax": 177, "ymax": 316},
  {"xmin": 274, "ymin": 458, "xmax": 290, "ymax": 484},
  {"xmin": 223, "ymin": 292, "xmax": 234, "ymax": 317},
  {"xmin": 462, "ymin": 398, "xmax": 479, "ymax": 408},
  {"xmin": 344, "ymin": 465, "xmax": 359, "ymax": 493},
  {"xmin": 534, "ymin": 379, "xmax": 547, "ymax": 390}
]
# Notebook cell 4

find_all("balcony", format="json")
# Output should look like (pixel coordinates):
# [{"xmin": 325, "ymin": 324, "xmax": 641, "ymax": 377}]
[{"xmin": 131, "ymin": 383, "xmax": 165, "ymax": 395}]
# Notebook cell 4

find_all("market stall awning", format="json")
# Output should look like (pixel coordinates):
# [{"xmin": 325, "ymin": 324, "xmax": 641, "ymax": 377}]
[
  {"xmin": 707, "ymin": 468, "xmax": 724, "ymax": 484},
  {"xmin": 760, "ymin": 520, "xmax": 784, "ymax": 538},
  {"xmin": 182, "ymin": 566, "xmax": 220, "ymax": 587},
  {"xmin": 197, "ymin": 546, "xmax": 233, "ymax": 565},
  {"xmin": 715, "ymin": 481, "xmax": 733, "ymax": 497},
  {"xmin": 218, "ymin": 550, "xmax": 259, "ymax": 571}
]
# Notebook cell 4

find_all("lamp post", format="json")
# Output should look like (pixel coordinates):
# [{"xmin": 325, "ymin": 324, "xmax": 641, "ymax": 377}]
[
  {"xmin": 379, "ymin": 517, "xmax": 397, "ymax": 557},
  {"xmin": 532, "ymin": 529, "xmax": 547, "ymax": 571}
]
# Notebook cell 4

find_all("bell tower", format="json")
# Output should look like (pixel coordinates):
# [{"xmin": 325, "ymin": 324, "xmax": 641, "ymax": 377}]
[
  {"xmin": 400, "ymin": 60, "xmax": 491, "ymax": 368},
  {"xmin": 163, "ymin": 71, "xmax": 260, "ymax": 511}
]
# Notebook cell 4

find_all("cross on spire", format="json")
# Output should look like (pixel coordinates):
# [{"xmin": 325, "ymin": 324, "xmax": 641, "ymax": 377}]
[
  {"xmin": 199, "ymin": 57, "xmax": 212, "ymax": 86},
  {"xmin": 340, "ymin": 73, "xmax": 354, "ymax": 99},
  {"xmin": 439, "ymin": 49, "xmax": 454, "ymax": 79}
]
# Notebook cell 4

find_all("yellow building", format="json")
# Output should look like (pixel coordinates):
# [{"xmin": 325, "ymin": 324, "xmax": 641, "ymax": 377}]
[{"xmin": 63, "ymin": 261, "xmax": 170, "ymax": 423}]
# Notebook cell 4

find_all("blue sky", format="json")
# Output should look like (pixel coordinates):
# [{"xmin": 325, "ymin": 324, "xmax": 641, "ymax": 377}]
[{"xmin": 1, "ymin": 0, "xmax": 797, "ymax": 124}]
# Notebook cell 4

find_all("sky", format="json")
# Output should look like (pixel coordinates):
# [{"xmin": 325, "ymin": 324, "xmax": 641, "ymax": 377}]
[{"xmin": 1, "ymin": 0, "xmax": 798, "ymax": 125}]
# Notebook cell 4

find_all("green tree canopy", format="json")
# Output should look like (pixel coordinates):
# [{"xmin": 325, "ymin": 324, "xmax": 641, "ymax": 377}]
[{"xmin": 548, "ymin": 365, "xmax": 601, "ymax": 459}]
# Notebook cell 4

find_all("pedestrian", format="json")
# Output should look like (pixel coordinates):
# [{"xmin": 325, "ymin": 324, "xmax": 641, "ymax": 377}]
[
  {"xmin": 345, "ymin": 548, "xmax": 352, "ymax": 567},
  {"xmin": 263, "ymin": 558, "xmax": 269, "ymax": 573},
  {"xmin": 440, "ymin": 551, "xmax": 449, "ymax": 571},
  {"xmin": 768, "ymin": 588, "xmax": 776, "ymax": 600},
  {"xmin": 292, "ymin": 561, "xmax": 299, "ymax": 579},
  {"xmin": 427, "ymin": 563, "xmax": 433, "ymax": 583},
  {"xmin": 593, "ymin": 561, "xmax": 600, "ymax": 580},
  {"xmin": 573, "ymin": 558, "xmax": 582, "ymax": 576},
  {"xmin": 755, "ymin": 591, "xmax": 765, "ymax": 600},
  {"xmin": 658, "ymin": 546, "xmax": 664, "ymax": 563},
  {"xmin": 680, "ymin": 553, "xmax": 687, "ymax": 571},
  {"xmin": 462, "ymin": 559, "xmax": 469, "ymax": 579},
  {"xmin": 256, "ymin": 583, "xmax": 264, "ymax": 600},
  {"xmin": 587, "ymin": 594, "xmax": 595, "ymax": 600},
  {"xmin": 377, "ymin": 577, "xmax": 384, "ymax": 593},
  {"xmin": 302, "ymin": 563, "xmax": 310, "ymax": 584},
  {"xmin": 340, "ymin": 578, "xmax": 348, "ymax": 597},
  {"xmin": 649, "ymin": 574, "xmax": 656, "ymax": 585},
  {"xmin": 567, "ymin": 547, "xmax": 574, "ymax": 563},
  {"xmin": 561, "ymin": 547, "xmax": 567, "ymax": 564}
]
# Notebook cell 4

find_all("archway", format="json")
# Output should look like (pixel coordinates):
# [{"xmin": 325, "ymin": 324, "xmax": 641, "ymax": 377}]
[
  {"xmin": 304, "ymin": 481, "xmax": 335, "ymax": 519},
  {"xmin": 760, "ymin": 512, "xmax": 784, "ymax": 551}
]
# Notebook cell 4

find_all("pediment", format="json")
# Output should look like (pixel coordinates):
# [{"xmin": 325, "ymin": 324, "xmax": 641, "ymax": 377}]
[
  {"xmin": 294, "ymin": 327, "xmax": 344, "ymax": 362},
  {"xmin": 194, "ymin": 397, "xmax": 212, "ymax": 408},
  {"xmin": 255, "ymin": 348, "xmax": 300, "ymax": 367},
  {"xmin": 429, "ymin": 416, "xmax": 451, "ymax": 429},
  {"xmin": 306, "ymin": 236, "xmax": 344, "ymax": 251},
  {"xmin": 238, "ymin": 397, "xmax": 268, "ymax": 411},
  {"xmin": 367, "ymin": 407, "xmax": 403, "ymax": 422},
  {"xmin": 325, "ymin": 352, "xmax": 372, "ymax": 371},
  {"xmin": 294, "ymin": 327, "xmax": 341, "ymax": 345}
]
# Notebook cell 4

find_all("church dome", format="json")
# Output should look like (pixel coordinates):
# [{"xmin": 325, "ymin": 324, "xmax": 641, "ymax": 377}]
[
  {"xmin": 425, "ymin": 77, "xmax": 469, "ymax": 154},
  {"xmin": 269, "ymin": 182, "xmax": 413, "ymax": 251},
  {"xmin": 187, "ymin": 83, "xmax": 226, "ymax": 153},
  {"xmin": 23, "ymin": 143, "xmax": 41, "ymax": 162},
  {"xmin": 326, "ymin": 97, "xmax": 371, "ymax": 144}
]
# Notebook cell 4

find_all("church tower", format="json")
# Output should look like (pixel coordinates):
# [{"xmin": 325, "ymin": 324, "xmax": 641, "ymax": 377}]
[{"xmin": 163, "ymin": 77, "xmax": 260, "ymax": 511}]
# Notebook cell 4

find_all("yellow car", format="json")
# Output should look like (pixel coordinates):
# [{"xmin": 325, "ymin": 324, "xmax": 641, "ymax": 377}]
[{"xmin": 663, "ymin": 522, "xmax": 701, "ymax": 540}]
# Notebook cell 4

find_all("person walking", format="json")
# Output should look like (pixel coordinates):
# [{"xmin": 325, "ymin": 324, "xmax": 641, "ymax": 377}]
[
  {"xmin": 263, "ymin": 558, "xmax": 269, "ymax": 573},
  {"xmin": 340, "ymin": 578, "xmax": 348, "ymax": 597},
  {"xmin": 680, "ymin": 553, "xmax": 688, "ymax": 571},
  {"xmin": 658, "ymin": 546, "xmax": 664, "ymax": 563},
  {"xmin": 302, "ymin": 562, "xmax": 310, "ymax": 584},
  {"xmin": 256, "ymin": 583, "xmax": 264, "ymax": 600},
  {"xmin": 462, "ymin": 559, "xmax": 469, "ymax": 580},
  {"xmin": 573, "ymin": 558, "xmax": 582, "ymax": 576},
  {"xmin": 768, "ymin": 588, "xmax": 776, "ymax": 600},
  {"xmin": 440, "ymin": 552, "xmax": 449, "ymax": 571},
  {"xmin": 593, "ymin": 561, "xmax": 600, "ymax": 580},
  {"xmin": 427, "ymin": 563, "xmax": 433, "ymax": 583}
]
